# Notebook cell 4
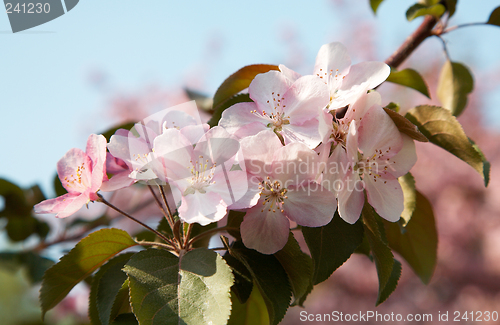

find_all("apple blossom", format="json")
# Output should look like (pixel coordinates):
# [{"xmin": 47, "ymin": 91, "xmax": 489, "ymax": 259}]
[
  {"xmin": 149, "ymin": 126, "xmax": 260, "ymax": 226},
  {"xmin": 219, "ymin": 70, "xmax": 330, "ymax": 149},
  {"xmin": 104, "ymin": 107, "xmax": 209, "ymax": 190},
  {"xmin": 239, "ymin": 130, "xmax": 336, "ymax": 254},
  {"xmin": 34, "ymin": 134, "xmax": 107, "ymax": 218},
  {"xmin": 323, "ymin": 105, "xmax": 417, "ymax": 223},
  {"xmin": 280, "ymin": 42, "xmax": 390, "ymax": 111}
]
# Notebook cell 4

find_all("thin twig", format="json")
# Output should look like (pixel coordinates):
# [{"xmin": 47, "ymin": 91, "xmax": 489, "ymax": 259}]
[
  {"xmin": 183, "ymin": 223, "xmax": 194, "ymax": 249},
  {"xmin": 148, "ymin": 185, "xmax": 175, "ymax": 231},
  {"xmin": 443, "ymin": 22, "xmax": 488, "ymax": 34},
  {"xmin": 385, "ymin": 15, "xmax": 439, "ymax": 69},
  {"xmin": 97, "ymin": 194, "xmax": 174, "ymax": 246},
  {"xmin": 158, "ymin": 185, "xmax": 176, "ymax": 228},
  {"xmin": 187, "ymin": 226, "xmax": 240, "ymax": 247},
  {"xmin": 135, "ymin": 240, "xmax": 176, "ymax": 251}
]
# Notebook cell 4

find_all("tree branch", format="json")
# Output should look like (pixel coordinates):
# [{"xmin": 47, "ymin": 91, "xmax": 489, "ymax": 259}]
[{"xmin": 385, "ymin": 15, "xmax": 439, "ymax": 69}]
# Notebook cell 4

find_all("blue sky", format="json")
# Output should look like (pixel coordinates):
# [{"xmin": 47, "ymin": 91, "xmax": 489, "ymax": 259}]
[{"xmin": 1, "ymin": 0, "xmax": 499, "ymax": 198}]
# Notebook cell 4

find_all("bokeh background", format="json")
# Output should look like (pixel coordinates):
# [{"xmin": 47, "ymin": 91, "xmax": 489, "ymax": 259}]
[{"xmin": 1, "ymin": 0, "xmax": 500, "ymax": 324}]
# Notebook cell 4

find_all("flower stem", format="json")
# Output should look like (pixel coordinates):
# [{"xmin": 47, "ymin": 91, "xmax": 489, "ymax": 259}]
[
  {"xmin": 183, "ymin": 223, "xmax": 194, "ymax": 249},
  {"xmin": 135, "ymin": 240, "xmax": 176, "ymax": 251},
  {"xmin": 187, "ymin": 226, "xmax": 240, "ymax": 247},
  {"xmin": 158, "ymin": 185, "xmax": 176, "ymax": 229},
  {"xmin": 97, "ymin": 194, "xmax": 174, "ymax": 246},
  {"xmin": 148, "ymin": 185, "xmax": 175, "ymax": 232}
]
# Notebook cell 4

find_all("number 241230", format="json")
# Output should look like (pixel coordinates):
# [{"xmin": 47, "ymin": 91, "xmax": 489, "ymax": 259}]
[{"xmin": 5, "ymin": 3, "xmax": 50, "ymax": 14}]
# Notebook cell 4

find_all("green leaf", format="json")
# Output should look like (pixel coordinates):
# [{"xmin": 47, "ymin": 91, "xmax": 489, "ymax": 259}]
[
  {"xmin": 209, "ymin": 64, "xmax": 279, "ymax": 126},
  {"xmin": 53, "ymin": 173, "xmax": 67, "ymax": 197},
  {"xmin": 383, "ymin": 191, "xmax": 437, "ymax": 284},
  {"xmin": 370, "ymin": 0, "xmax": 384, "ymax": 14},
  {"xmin": 110, "ymin": 313, "xmax": 138, "ymax": 325},
  {"xmin": 226, "ymin": 210, "xmax": 246, "ymax": 240},
  {"xmin": 213, "ymin": 64, "xmax": 279, "ymax": 109},
  {"xmin": 184, "ymin": 88, "xmax": 213, "ymax": 112},
  {"xmin": 361, "ymin": 204, "xmax": 396, "ymax": 303},
  {"xmin": 487, "ymin": 6, "xmax": 500, "ymax": 26},
  {"xmin": 0, "ymin": 178, "xmax": 31, "ymax": 219},
  {"xmin": 406, "ymin": 3, "xmax": 445, "ymax": 21},
  {"xmin": 101, "ymin": 122, "xmax": 136, "ymax": 142},
  {"xmin": 386, "ymin": 68, "xmax": 430, "ymax": 98},
  {"xmin": 89, "ymin": 253, "xmax": 134, "ymax": 325},
  {"xmin": 470, "ymin": 138, "xmax": 491, "ymax": 187},
  {"xmin": 0, "ymin": 252, "xmax": 54, "ymax": 283},
  {"xmin": 189, "ymin": 221, "xmax": 218, "ymax": 249},
  {"xmin": 302, "ymin": 211, "xmax": 364, "ymax": 285},
  {"xmin": 124, "ymin": 248, "xmax": 233, "ymax": 325},
  {"xmin": 377, "ymin": 259, "xmax": 402, "ymax": 305},
  {"xmin": 405, "ymin": 105, "xmax": 490, "ymax": 186},
  {"xmin": 383, "ymin": 108, "xmax": 428, "ymax": 142},
  {"xmin": 228, "ymin": 241, "xmax": 291, "ymax": 325},
  {"xmin": 384, "ymin": 102, "xmax": 400, "ymax": 113},
  {"xmin": 109, "ymin": 279, "xmax": 133, "ymax": 321},
  {"xmin": 399, "ymin": 173, "xmax": 416, "ymax": 227},
  {"xmin": 274, "ymin": 233, "xmax": 313, "ymax": 306},
  {"xmin": 223, "ymin": 251, "xmax": 253, "ymax": 304},
  {"xmin": 443, "ymin": 0, "xmax": 457, "ymax": 17},
  {"xmin": 437, "ymin": 61, "xmax": 474, "ymax": 116},
  {"xmin": 228, "ymin": 287, "xmax": 270, "ymax": 325},
  {"xmin": 208, "ymin": 93, "xmax": 254, "ymax": 128},
  {"xmin": 39, "ymin": 228, "xmax": 138, "ymax": 318}
]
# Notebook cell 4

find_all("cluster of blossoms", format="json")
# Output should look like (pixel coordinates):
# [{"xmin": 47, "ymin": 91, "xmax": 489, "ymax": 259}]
[{"xmin": 35, "ymin": 42, "xmax": 417, "ymax": 254}]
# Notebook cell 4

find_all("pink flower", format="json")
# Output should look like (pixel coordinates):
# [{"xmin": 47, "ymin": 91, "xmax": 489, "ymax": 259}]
[
  {"xmin": 34, "ymin": 134, "xmax": 107, "ymax": 218},
  {"xmin": 239, "ymin": 130, "xmax": 336, "ymax": 254},
  {"xmin": 104, "ymin": 106, "xmax": 209, "ymax": 191},
  {"xmin": 316, "ymin": 91, "xmax": 382, "ymax": 165},
  {"xmin": 280, "ymin": 42, "xmax": 390, "ymax": 111},
  {"xmin": 323, "ymin": 105, "xmax": 417, "ymax": 223},
  {"xmin": 219, "ymin": 70, "xmax": 330, "ymax": 149},
  {"xmin": 149, "ymin": 126, "xmax": 260, "ymax": 226}
]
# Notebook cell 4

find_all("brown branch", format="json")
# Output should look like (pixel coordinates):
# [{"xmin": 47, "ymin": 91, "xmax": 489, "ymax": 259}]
[{"xmin": 385, "ymin": 15, "xmax": 439, "ymax": 69}]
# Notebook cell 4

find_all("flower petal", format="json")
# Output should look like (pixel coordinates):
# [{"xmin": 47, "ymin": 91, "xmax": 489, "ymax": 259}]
[
  {"xmin": 240, "ymin": 130, "xmax": 283, "ymax": 178},
  {"xmin": 343, "ymin": 91, "xmax": 382, "ymax": 124},
  {"xmin": 331, "ymin": 61, "xmax": 390, "ymax": 109},
  {"xmin": 179, "ymin": 123, "xmax": 210, "ymax": 145},
  {"xmin": 100, "ymin": 171, "xmax": 136, "ymax": 192},
  {"xmin": 34, "ymin": 193, "xmax": 89, "ymax": 219},
  {"xmin": 283, "ymin": 75, "xmax": 330, "ymax": 122},
  {"xmin": 57, "ymin": 148, "xmax": 93, "ymax": 194},
  {"xmin": 279, "ymin": 64, "xmax": 302, "ymax": 82},
  {"xmin": 271, "ymin": 142, "xmax": 318, "ymax": 183},
  {"xmin": 195, "ymin": 126, "xmax": 240, "ymax": 166},
  {"xmin": 281, "ymin": 118, "xmax": 322, "ymax": 149},
  {"xmin": 218, "ymin": 101, "xmax": 267, "ymax": 136},
  {"xmin": 357, "ymin": 105, "xmax": 403, "ymax": 156},
  {"xmin": 249, "ymin": 70, "xmax": 293, "ymax": 107},
  {"xmin": 178, "ymin": 191, "xmax": 227, "ymax": 226},
  {"xmin": 313, "ymin": 42, "xmax": 351, "ymax": 92},
  {"xmin": 337, "ymin": 174, "xmax": 365, "ymax": 224},
  {"xmin": 388, "ymin": 135, "xmax": 417, "ymax": 178},
  {"xmin": 87, "ymin": 134, "xmax": 107, "ymax": 192},
  {"xmin": 210, "ymin": 171, "xmax": 260, "ymax": 209},
  {"xmin": 364, "ymin": 176, "xmax": 404, "ymax": 222},
  {"xmin": 240, "ymin": 203, "xmax": 290, "ymax": 254},
  {"xmin": 284, "ymin": 182, "xmax": 335, "ymax": 227}
]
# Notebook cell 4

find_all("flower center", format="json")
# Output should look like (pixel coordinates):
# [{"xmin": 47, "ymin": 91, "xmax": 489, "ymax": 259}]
[
  {"xmin": 63, "ymin": 162, "xmax": 88, "ymax": 191},
  {"xmin": 356, "ymin": 147, "xmax": 396, "ymax": 183},
  {"xmin": 259, "ymin": 177, "xmax": 288, "ymax": 213},
  {"xmin": 184, "ymin": 155, "xmax": 216, "ymax": 195},
  {"xmin": 251, "ymin": 92, "xmax": 290, "ymax": 132}
]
